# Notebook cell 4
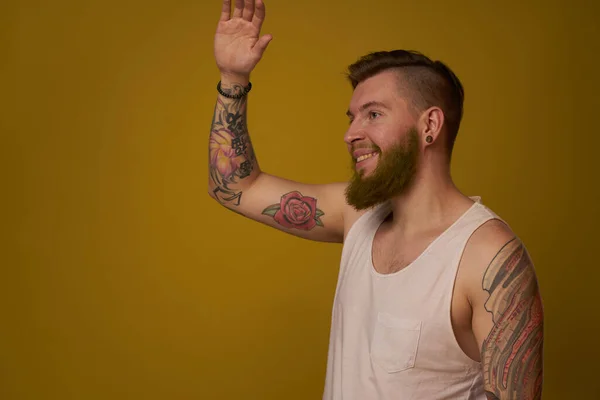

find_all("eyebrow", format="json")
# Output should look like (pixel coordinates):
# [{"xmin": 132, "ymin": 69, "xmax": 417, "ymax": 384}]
[{"xmin": 346, "ymin": 101, "xmax": 389, "ymax": 118}]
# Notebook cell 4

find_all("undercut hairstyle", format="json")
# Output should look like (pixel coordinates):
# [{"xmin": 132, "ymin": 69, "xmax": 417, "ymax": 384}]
[{"xmin": 347, "ymin": 50, "xmax": 465, "ymax": 154}]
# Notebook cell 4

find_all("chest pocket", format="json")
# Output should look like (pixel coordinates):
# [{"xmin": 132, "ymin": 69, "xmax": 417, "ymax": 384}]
[{"xmin": 371, "ymin": 312, "xmax": 422, "ymax": 373}]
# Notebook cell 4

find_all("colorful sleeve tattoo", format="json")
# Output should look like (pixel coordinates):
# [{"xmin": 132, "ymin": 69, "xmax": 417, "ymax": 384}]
[
  {"xmin": 209, "ymin": 84, "xmax": 256, "ymax": 206},
  {"xmin": 481, "ymin": 238, "xmax": 544, "ymax": 400}
]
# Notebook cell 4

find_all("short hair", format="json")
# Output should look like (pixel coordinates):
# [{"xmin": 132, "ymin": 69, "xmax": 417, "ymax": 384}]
[{"xmin": 347, "ymin": 50, "xmax": 465, "ymax": 153}]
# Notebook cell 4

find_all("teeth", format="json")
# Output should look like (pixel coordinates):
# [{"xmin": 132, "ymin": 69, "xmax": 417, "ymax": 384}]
[{"xmin": 356, "ymin": 152, "xmax": 377, "ymax": 162}]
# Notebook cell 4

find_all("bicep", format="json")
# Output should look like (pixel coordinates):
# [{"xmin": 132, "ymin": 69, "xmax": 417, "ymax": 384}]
[
  {"xmin": 470, "ymin": 237, "xmax": 544, "ymax": 400},
  {"xmin": 212, "ymin": 172, "xmax": 349, "ymax": 243}
]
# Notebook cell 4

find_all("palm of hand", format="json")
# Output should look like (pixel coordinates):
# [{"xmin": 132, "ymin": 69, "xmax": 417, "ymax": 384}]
[
  {"xmin": 214, "ymin": 0, "xmax": 272, "ymax": 78},
  {"xmin": 215, "ymin": 19, "xmax": 261, "ymax": 75}
]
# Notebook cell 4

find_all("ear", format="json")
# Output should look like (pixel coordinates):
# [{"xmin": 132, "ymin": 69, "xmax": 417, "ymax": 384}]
[{"xmin": 419, "ymin": 107, "xmax": 445, "ymax": 146}]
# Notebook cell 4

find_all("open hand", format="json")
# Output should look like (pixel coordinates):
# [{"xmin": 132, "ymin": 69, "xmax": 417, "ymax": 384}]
[{"xmin": 214, "ymin": 0, "xmax": 273, "ymax": 79}]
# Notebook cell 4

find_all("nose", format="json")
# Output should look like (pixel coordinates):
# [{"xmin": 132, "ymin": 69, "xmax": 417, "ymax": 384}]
[{"xmin": 344, "ymin": 122, "xmax": 365, "ymax": 146}]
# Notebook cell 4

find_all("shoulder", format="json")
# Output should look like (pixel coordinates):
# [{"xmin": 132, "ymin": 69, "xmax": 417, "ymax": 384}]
[
  {"xmin": 465, "ymin": 218, "xmax": 519, "ymax": 266},
  {"xmin": 458, "ymin": 218, "xmax": 537, "ymax": 303}
]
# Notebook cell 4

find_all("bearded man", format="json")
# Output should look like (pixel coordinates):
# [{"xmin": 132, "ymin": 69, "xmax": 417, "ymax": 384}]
[{"xmin": 208, "ymin": 1, "xmax": 544, "ymax": 399}]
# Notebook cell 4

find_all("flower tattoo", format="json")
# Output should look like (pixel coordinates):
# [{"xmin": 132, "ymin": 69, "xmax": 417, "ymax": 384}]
[
  {"xmin": 209, "ymin": 94, "xmax": 255, "ymax": 206},
  {"xmin": 262, "ymin": 191, "xmax": 325, "ymax": 230}
]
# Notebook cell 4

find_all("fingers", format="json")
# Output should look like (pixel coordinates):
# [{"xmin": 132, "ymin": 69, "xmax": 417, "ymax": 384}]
[
  {"xmin": 252, "ymin": 0, "xmax": 266, "ymax": 29},
  {"xmin": 220, "ymin": 0, "xmax": 231, "ymax": 21},
  {"xmin": 232, "ymin": 0, "xmax": 244, "ymax": 18},
  {"xmin": 242, "ymin": 0, "xmax": 255, "ymax": 21}
]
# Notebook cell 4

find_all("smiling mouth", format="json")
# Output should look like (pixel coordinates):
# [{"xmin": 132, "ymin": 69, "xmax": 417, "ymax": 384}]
[{"xmin": 356, "ymin": 152, "xmax": 378, "ymax": 163}]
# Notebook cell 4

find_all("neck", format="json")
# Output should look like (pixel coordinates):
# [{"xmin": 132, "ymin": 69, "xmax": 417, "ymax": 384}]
[{"xmin": 386, "ymin": 165, "xmax": 473, "ymax": 236}]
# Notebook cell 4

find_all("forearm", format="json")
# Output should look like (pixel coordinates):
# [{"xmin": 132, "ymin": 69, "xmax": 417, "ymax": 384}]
[{"xmin": 208, "ymin": 74, "xmax": 261, "ymax": 207}]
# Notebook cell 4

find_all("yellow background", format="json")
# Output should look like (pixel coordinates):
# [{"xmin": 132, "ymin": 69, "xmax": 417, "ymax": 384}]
[{"xmin": 2, "ymin": 0, "xmax": 598, "ymax": 398}]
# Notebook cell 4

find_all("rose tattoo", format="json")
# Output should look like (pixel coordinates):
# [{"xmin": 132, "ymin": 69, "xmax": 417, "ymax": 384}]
[{"xmin": 262, "ymin": 191, "xmax": 325, "ymax": 230}]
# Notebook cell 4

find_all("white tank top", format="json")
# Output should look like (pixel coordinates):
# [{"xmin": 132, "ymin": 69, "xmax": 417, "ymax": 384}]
[{"xmin": 323, "ymin": 197, "xmax": 501, "ymax": 400}]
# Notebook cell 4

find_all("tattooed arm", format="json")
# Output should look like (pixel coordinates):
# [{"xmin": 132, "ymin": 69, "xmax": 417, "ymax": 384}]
[
  {"xmin": 209, "ymin": 0, "xmax": 352, "ymax": 243},
  {"xmin": 464, "ymin": 220, "xmax": 544, "ymax": 399},
  {"xmin": 208, "ymin": 76, "xmax": 260, "ymax": 206},
  {"xmin": 208, "ymin": 76, "xmax": 350, "ymax": 243}
]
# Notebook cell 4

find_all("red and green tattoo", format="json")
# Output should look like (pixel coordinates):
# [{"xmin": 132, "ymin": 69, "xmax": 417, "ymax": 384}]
[
  {"xmin": 262, "ymin": 191, "xmax": 324, "ymax": 230},
  {"xmin": 481, "ymin": 238, "xmax": 544, "ymax": 400}
]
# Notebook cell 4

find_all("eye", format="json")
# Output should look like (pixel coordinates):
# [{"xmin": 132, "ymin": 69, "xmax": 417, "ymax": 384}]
[{"xmin": 369, "ymin": 111, "xmax": 381, "ymax": 119}]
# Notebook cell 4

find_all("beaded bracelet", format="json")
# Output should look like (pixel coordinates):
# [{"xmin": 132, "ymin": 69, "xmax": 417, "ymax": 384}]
[{"xmin": 217, "ymin": 81, "xmax": 252, "ymax": 99}]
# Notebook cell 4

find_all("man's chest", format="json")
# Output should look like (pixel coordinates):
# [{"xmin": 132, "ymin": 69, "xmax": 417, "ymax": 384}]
[
  {"xmin": 356, "ymin": 233, "xmax": 480, "ymax": 361},
  {"xmin": 371, "ymin": 230, "xmax": 437, "ymax": 275}
]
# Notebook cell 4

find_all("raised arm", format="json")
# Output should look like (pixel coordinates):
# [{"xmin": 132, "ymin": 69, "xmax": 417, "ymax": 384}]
[
  {"xmin": 465, "ymin": 221, "xmax": 544, "ymax": 399},
  {"xmin": 208, "ymin": 0, "xmax": 350, "ymax": 243}
]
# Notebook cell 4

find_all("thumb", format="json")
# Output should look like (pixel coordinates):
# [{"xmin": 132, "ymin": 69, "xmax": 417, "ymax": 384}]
[{"xmin": 253, "ymin": 34, "xmax": 273, "ymax": 56}]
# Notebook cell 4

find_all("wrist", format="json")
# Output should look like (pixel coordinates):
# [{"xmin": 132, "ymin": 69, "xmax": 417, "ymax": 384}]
[
  {"xmin": 220, "ymin": 73, "xmax": 250, "ymax": 87},
  {"xmin": 217, "ymin": 79, "xmax": 252, "ymax": 100}
]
